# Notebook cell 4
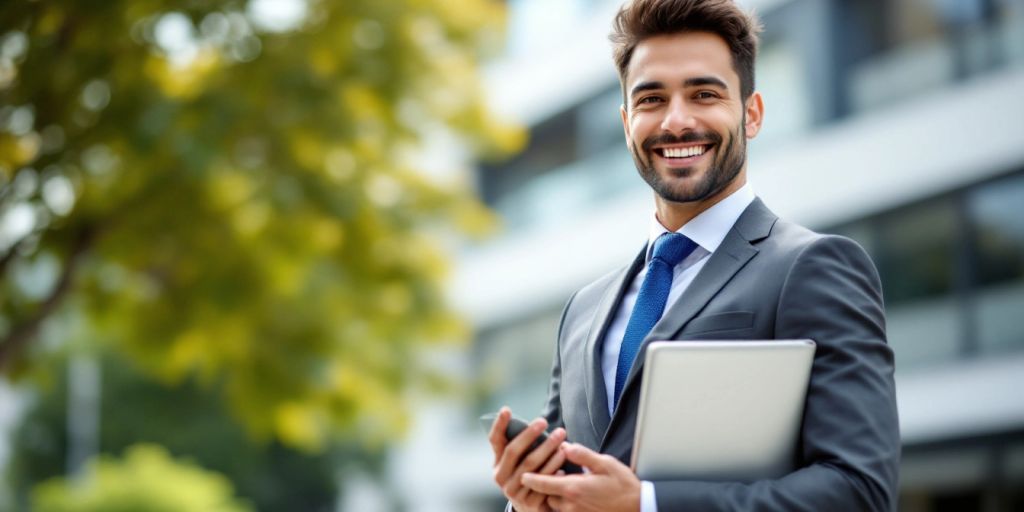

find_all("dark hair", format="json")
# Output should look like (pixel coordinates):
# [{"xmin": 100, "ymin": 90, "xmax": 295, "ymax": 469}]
[{"xmin": 610, "ymin": 0, "xmax": 762, "ymax": 101}]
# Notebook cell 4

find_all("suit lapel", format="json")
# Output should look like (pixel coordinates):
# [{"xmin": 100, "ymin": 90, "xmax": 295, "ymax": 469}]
[
  {"xmin": 583, "ymin": 246, "xmax": 646, "ymax": 442},
  {"xmin": 604, "ymin": 198, "xmax": 778, "ymax": 439}
]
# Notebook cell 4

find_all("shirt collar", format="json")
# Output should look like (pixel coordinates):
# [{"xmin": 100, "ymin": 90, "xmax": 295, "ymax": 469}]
[{"xmin": 646, "ymin": 182, "xmax": 756, "ymax": 261}]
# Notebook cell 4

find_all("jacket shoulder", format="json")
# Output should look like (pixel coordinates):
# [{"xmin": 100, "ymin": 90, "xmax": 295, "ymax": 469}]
[{"xmin": 761, "ymin": 217, "xmax": 869, "ymax": 260}]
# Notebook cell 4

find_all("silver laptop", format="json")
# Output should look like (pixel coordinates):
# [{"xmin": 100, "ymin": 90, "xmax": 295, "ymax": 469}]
[{"xmin": 631, "ymin": 340, "xmax": 816, "ymax": 482}]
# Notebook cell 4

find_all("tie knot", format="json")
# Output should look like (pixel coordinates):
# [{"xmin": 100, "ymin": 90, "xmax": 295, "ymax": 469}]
[{"xmin": 651, "ymin": 233, "xmax": 698, "ymax": 267}]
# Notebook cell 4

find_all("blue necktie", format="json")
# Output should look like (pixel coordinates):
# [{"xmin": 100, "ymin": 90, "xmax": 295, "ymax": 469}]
[{"xmin": 613, "ymin": 232, "xmax": 699, "ymax": 408}]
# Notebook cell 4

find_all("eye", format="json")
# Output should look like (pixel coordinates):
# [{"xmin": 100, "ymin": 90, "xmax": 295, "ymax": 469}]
[
  {"xmin": 636, "ymin": 95, "xmax": 663, "ymax": 105},
  {"xmin": 694, "ymin": 91, "xmax": 719, "ymax": 100}
]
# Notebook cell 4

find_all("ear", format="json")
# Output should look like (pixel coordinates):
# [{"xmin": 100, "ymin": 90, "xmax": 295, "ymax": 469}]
[
  {"xmin": 744, "ymin": 91, "xmax": 764, "ymax": 139},
  {"xmin": 620, "ymin": 103, "xmax": 631, "ymax": 147}
]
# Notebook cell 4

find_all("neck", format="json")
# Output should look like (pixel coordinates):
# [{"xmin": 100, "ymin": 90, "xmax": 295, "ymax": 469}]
[{"xmin": 655, "ymin": 175, "xmax": 746, "ymax": 232}]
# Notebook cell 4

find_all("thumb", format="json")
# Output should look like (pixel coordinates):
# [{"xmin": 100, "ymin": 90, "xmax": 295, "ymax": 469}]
[{"xmin": 562, "ymin": 443, "xmax": 612, "ymax": 473}]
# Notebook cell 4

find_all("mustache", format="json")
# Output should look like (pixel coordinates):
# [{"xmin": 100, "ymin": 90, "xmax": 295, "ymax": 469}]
[{"xmin": 641, "ymin": 131, "xmax": 722, "ymax": 153}]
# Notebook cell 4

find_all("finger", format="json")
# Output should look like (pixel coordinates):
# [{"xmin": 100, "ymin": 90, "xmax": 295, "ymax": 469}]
[
  {"xmin": 521, "ymin": 472, "xmax": 576, "ymax": 496},
  {"xmin": 488, "ymin": 407, "xmax": 511, "ymax": 463},
  {"xmin": 518, "ymin": 427, "xmax": 566, "ymax": 474},
  {"xmin": 562, "ymin": 442, "xmax": 614, "ymax": 473},
  {"xmin": 500, "ymin": 417, "xmax": 548, "ymax": 469},
  {"xmin": 512, "ymin": 483, "xmax": 533, "ymax": 508},
  {"xmin": 538, "ymin": 438, "xmax": 568, "ymax": 475},
  {"xmin": 547, "ymin": 495, "xmax": 564, "ymax": 511},
  {"xmin": 494, "ymin": 418, "xmax": 548, "ymax": 490},
  {"xmin": 507, "ymin": 428, "xmax": 566, "ymax": 501},
  {"xmin": 523, "ymin": 489, "xmax": 547, "ymax": 510}
]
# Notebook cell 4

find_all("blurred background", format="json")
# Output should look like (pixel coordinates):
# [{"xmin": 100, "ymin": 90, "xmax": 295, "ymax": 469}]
[{"xmin": 1, "ymin": 0, "xmax": 1023, "ymax": 511}]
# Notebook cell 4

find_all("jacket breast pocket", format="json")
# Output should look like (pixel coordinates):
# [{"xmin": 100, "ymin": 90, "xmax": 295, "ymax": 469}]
[{"xmin": 682, "ymin": 311, "xmax": 755, "ymax": 337}]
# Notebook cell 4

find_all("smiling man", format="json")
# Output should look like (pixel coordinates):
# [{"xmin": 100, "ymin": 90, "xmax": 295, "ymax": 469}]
[{"xmin": 488, "ymin": 1, "xmax": 900, "ymax": 511}]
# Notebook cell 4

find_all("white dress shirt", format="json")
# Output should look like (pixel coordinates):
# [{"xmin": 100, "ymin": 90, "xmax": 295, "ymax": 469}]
[{"xmin": 599, "ymin": 183, "xmax": 755, "ymax": 512}]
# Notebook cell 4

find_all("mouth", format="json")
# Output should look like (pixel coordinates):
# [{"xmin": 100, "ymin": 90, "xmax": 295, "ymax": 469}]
[{"xmin": 653, "ymin": 143, "xmax": 714, "ymax": 165}]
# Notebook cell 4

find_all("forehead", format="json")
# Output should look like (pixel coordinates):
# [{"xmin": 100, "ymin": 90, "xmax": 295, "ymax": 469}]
[{"xmin": 624, "ymin": 31, "xmax": 739, "ymax": 93}]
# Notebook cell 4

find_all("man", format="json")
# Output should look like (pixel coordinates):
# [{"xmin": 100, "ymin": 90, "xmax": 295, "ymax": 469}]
[{"xmin": 488, "ymin": 0, "xmax": 900, "ymax": 511}]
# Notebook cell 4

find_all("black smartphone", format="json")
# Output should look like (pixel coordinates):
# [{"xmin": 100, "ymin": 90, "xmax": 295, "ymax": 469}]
[{"xmin": 480, "ymin": 412, "xmax": 583, "ymax": 474}]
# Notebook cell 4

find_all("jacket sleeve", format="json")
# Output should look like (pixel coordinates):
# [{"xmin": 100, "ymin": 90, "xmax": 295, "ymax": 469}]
[
  {"xmin": 540, "ymin": 290, "xmax": 578, "ymax": 431},
  {"xmin": 652, "ymin": 235, "xmax": 901, "ymax": 511}
]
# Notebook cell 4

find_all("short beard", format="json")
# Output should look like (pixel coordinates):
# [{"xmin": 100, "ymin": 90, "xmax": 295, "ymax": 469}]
[{"xmin": 630, "ymin": 115, "xmax": 747, "ymax": 204}]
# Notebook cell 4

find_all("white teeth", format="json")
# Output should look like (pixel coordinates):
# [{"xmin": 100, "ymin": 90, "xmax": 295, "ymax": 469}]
[{"xmin": 663, "ymin": 146, "xmax": 705, "ymax": 158}]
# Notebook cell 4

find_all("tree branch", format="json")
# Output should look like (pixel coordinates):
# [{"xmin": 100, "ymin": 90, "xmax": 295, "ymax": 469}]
[
  {"xmin": 0, "ymin": 240, "xmax": 21, "ymax": 280},
  {"xmin": 0, "ymin": 225, "xmax": 96, "ymax": 372}
]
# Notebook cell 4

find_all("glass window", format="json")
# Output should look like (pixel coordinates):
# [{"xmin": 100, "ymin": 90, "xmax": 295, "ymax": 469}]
[
  {"xmin": 751, "ymin": 41, "xmax": 813, "ymax": 146},
  {"xmin": 824, "ymin": 173, "xmax": 1024, "ymax": 365},
  {"xmin": 969, "ymin": 173, "xmax": 1024, "ymax": 285},
  {"xmin": 876, "ymin": 199, "xmax": 959, "ymax": 305},
  {"xmin": 1007, "ymin": 441, "xmax": 1024, "ymax": 510},
  {"xmin": 473, "ymin": 308, "xmax": 563, "ymax": 418},
  {"xmin": 900, "ymin": 445, "xmax": 989, "ymax": 492},
  {"xmin": 886, "ymin": 296, "xmax": 963, "ymax": 367},
  {"xmin": 479, "ymin": 110, "xmax": 578, "ymax": 206},
  {"xmin": 967, "ymin": 172, "xmax": 1024, "ymax": 354},
  {"xmin": 576, "ymin": 86, "xmax": 624, "ymax": 157},
  {"xmin": 894, "ymin": 1, "xmax": 945, "ymax": 46},
  {"xmin": 875, "ymin": 199, "xmax": 963, "ymax": 366}
]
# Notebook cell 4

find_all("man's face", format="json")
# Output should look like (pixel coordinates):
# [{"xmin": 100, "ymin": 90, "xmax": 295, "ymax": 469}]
[{"xmin": 620, "ymin": 32, "xmax": 762, "ymax": 205}]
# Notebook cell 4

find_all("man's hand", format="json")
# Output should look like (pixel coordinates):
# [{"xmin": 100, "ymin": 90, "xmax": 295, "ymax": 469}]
[
  {"xmin": 521, "ymin": 442, "xmax": 640, "ymax": 512},
  {"xmin": 489, "ymin": 407, "xmax": 569, "ymax": 512}
]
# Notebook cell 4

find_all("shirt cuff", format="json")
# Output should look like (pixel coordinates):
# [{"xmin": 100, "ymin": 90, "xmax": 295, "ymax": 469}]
[{"xmin": 641, "ymin": 480, "xmax": 658, "ymax": 512}]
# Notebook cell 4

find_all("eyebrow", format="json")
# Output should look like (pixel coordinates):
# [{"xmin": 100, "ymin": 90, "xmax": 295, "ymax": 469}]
[
  {"xmin": 683, "ymin": 76, "xmax": 728, "ymax": 89},
  {"xmin": 630, "ymin": 80, "xmax": 665, "ymax": 98},
  {"xmin": 629, "ymin": 76, "xmax": 729, "ymax": 99}
]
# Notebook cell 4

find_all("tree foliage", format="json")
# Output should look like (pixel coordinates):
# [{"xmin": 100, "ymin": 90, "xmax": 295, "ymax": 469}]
[
  {"xmin": 31, "ymin": 444, "xmax": 251, "ymax": 512},
  {"xmin": 12, "ymin": 351, "xmax": 343, "ymax": 511},
  {"xmin": 0, "ymin": 0, "xmax": 521, "ymax": 449}
]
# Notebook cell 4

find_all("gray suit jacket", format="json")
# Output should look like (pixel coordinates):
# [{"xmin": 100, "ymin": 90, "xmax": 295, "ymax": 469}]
[{"xmin": 540, "ymin": 198, "xmax": 900, "ymax": 511}]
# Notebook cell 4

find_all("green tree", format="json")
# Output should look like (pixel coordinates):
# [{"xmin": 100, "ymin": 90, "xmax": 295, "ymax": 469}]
[
  {"xmin": 31, "ymin": 444, "xmax": 252, "ymax": 512},
  {"xmin": 0, "ymin": 0, "xmax": 520, "ymax": 450},
  {"xmin": 11, "ymin": 352, "xmax": 343, "ymax": 511}
]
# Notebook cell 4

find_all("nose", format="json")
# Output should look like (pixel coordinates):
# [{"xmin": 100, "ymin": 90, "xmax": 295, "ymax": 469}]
[{"xmin": 660, "ymin": 96, "xmax": 696, "ymax": 135}]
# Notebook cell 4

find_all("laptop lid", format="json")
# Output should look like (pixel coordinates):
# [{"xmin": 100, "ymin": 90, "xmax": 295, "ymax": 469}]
[{"xmin": 631, "ymin": 339, "xmax": 816, "ymax": 482}]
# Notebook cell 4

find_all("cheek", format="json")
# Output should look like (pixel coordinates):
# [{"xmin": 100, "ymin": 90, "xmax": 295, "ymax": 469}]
[{"xmin": 629, "ymin": 113, "xmax": 657, "ymax": 135}]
